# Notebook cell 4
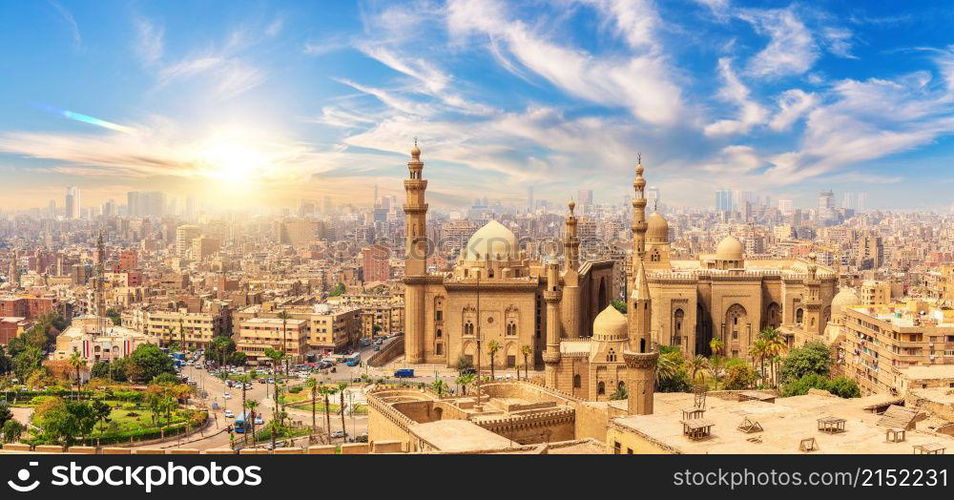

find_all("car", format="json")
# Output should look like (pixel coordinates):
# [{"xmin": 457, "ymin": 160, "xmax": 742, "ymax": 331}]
[
  {"xmin": 224, "ymin": 409, "xmax": 234, "ymax": 418},
  {"xmin": 266, "ymin": 378, "xmax": 275, "ymax": 384},
  {"xmin": 330, "ymin": 430, "xmax": 347, "ymax": 439},
  {"xmin": 223, "ymin": 393, "xmax": 231, "ymax": 399},
  {"xmin": 254, "ymin": 416, "xmax": 264, "ymax": 425},
  {"xmin": 352, "ymin": 377, "xmax": 363, "ymax": 383},
  {"xmin": 460, "ymin": 367, "xmax": 477, "ymax": 376},
  {"xmin": 244, "ymin": 383, "xmax": 252, "ymax": 389}
]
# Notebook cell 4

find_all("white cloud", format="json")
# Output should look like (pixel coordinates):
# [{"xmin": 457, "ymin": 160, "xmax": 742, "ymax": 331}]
[
  {"xmin": 769, "ymin": 89, "xmax": 817, "ymax": 131},
  {"xmin": 704, "ymin": 58, "xmax": 768, "ymax": 136},
  {"xmin": 740, "ymin": 8, "xmax": 818, "ymax": 78},
  {"xmin": 134, "ymin": 17, "xmax": 164, "ymax": 66},
  {"xmin": 446, "ymin": 0, "xmax": 684, "ymax": 126},
  {"xmin": 49, "ymin": 1, "xmax": 81, "ymax": 48}
]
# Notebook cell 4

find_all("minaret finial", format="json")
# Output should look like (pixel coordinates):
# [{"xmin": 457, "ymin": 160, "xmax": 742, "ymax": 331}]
[{"xmin": 637, "ymin": 152, "xmax": 642, "ymax": 165}]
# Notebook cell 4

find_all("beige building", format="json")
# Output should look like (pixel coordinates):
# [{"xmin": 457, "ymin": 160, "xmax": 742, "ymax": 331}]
[
  {"xmin": 191, "ymin": 236, "xmax": 220, "ymax": 261},
  {"xmin": 841, "ymin": 301, "xmax": 954, "ymax": 395},
  {"xmin": 861, "ymin": 280, "xmax": 892, "ymax": 305},
  {"xmin": 175, "ymin": 225, "xmax": 201, "ymax": 258},
  {"xmin": 236, "ymin": 317, "xmax": 308, "ymax": 365},
  {"xmin": 233, "ymin": 303, "xmax": 361, "ymax": 353},
  {"xmin": 122, "ymin": 308, "xmax": 229, "ymax": 349}
]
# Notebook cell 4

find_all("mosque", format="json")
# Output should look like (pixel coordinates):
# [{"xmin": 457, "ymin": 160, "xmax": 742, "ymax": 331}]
[{"xmin": 402, "ymin": 144, "xmax": 836, "ymax": 401}]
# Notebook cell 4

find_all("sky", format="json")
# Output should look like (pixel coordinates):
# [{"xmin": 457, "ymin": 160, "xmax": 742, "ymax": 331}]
[{"xmin": 1, "ymin": 0, "xmax": 954, "ymax": 212}]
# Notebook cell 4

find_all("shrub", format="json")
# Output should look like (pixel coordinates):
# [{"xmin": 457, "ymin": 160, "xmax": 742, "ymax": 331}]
[{"xmin": 779, "ymin": 342, "xmax": 832, "ymax": 383}]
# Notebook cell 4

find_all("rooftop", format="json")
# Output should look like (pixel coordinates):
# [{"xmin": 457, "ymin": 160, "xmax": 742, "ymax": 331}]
[
  {"xmin": 410, "ymin": 420, "xmax": 515, "ymax": 452},
  {"xmin": 611, "ymin": 392, "xmax": 954, "ymax": 454}
]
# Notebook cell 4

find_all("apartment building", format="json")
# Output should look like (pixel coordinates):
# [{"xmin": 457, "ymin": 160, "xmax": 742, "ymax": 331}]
[
  {"xmin": 236, "ymin": 317, "xmax": 308, "ymax": 365},
  {"xmin": 122, "ymin": 307, "xmax": 229, "ymax": 349},
  {"xmin": 842, "ymin": 302, "xmax": 954, "ymax": 395}
]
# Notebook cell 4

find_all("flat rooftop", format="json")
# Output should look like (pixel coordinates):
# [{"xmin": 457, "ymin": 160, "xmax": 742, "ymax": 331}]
[
  {"xmin": 612, "ymin": 392, "xmax": 954, "ymax": 454},
  {"xmin": 410, "ymin": 420, "xmax": 515, "ymax": 452},
  {"xmin": 900, "ymin": 364, "xmax": 954, "ymax": 381}
]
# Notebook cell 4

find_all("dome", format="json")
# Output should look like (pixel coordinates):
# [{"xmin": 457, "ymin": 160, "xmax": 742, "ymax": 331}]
[
  {"xmin": 592, "ymin": 305, "xmax": 628, "ymax": 341},
  {"xmin": 830, "ymin": 287, "xmax": 860, "ymax": 317},
  {"xmin": 646, "ymin": 212, "xmax": 669, "ymax": 243},
  {"xmin": 462, "ymin": 220, "xmax": 519, "ymax": 261},
  {"xmin": 715, "ymin": 235, "xmax": 744, "ymax": 261}
]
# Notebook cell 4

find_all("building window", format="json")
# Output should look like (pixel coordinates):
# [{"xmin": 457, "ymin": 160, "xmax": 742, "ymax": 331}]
[
  {"xmin": 598, "ymin": 381, "xmax": 606, "ymax": 395},
  {"xmin": 613, "ymin": 441, "xmax": 621, "ymax": 454},
  {"xmin": 607, "ymin": 348, "xmax": 616, "ymax": 362},
  {"xmin": 506, "ymin": 355, "xmax": 516, "ymax": 368},
  {"xmin": 573, "ymin": 374, "xmax": 581, "ymax": 388}
]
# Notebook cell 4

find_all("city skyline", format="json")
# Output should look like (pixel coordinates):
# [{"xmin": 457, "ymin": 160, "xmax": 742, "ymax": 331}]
[{"xmin": 3, "ymin": 1, "xmax": 954, "ymax": 212}]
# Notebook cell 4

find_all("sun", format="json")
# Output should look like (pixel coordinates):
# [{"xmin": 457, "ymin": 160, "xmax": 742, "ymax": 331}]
[{"xmin": 197, "ymin": 140, "xmax": 269, "ymax": 184}]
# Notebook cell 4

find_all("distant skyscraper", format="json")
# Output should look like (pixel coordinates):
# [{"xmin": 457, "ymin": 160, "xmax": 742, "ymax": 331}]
[
  {"xmin": 576, "ymin": 189, "xmax": 593, "ymax": 214},
  {"xmin": 818, "ymin": 190, "xmax": 835, "ymax": 221},
  {"xmin": 65, "ymin": 186, "xmax": 80, "ymax": 219},
  {"xmin": 714, "ymin": 188, "xmax": 732, "ymax": 212},
  {"xmin": 778, "ymin": 199, "xmax": 793, "ymax": 216},
  {"xmin": 47, "ymin": 200, "xmax": 56, "ymax": 219},
  {"xmin": 527, "ymin": 186, "xmax": 534, "ymax": 213}
]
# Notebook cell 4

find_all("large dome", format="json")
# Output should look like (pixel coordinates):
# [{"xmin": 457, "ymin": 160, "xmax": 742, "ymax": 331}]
[
  {"xmin": 647, "ymin": 212, "xmax": 669, "ymax": 243},
  {"xmin": 461, "ymin": 220, "xmax": 519, "ymax": 261},
  {"xmin": 831, "ymin": 287, "xmax": 860, "ymax": 317},
  {"xmin": 715, "ymin": 235, "xmax": 744, "ymax": 261},
  {"xmin": 592, "ymin": 305, "xmax": 628, "ymax": 341}
]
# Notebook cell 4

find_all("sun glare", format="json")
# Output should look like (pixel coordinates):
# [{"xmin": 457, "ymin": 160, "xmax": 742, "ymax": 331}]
[{"xmin": 197, "ymin": 140, "xmax": 269, "ymax": 184}]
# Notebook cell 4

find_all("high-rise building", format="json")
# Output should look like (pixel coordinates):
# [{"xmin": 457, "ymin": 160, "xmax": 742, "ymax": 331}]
[
  {"xmin": 818, "ymin": 190, "xmax": 835, "ymax": 221},
  {"xmin": 714, "ymin": 188, "xmax": 732, "ymax": 212},
  {"xmin": 65, "ymin": 186, "xmax": 80, "ymax": 219},
  {"xmin": 361, "ymin": 244, "xmax": 390, "ymax": 283},
  {"xmin": 777, "ymin": 199, "xmax": 793, "ymax": 216},
  {"xmin": 127, "ymin": 191, "xmax": 166, "ymax": 218},
  {"xmin": 175, "ymin": 225, "xmax": 201, "ymax": 258}
]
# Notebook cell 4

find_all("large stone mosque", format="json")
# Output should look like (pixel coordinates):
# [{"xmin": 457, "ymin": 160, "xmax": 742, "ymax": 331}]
[{"xmin": 402, "ymin": 144, "xmax": 836, "ymax": 401}]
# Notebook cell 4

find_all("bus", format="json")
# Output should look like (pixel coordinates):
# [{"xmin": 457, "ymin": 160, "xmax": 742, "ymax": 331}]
[
  {"xmin": 344, "ymin": 353, "xmax": 361, "ymax": 367},
  {"xmin": 234, "ymin": 412, "xmax": 250, "ymax": 434}
]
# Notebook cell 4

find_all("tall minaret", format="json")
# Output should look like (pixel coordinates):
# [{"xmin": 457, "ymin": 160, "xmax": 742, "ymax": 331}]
[
  {"xmin": 543, "ymin": 261, "xmax": 562, "ymax": 388},
  {"xmin": 560, "ymin": 200, "xmax": 582, "ymax": 338},
  {"xmin": 403, "ymin": 140, "xmax": 428, "ymax": 364},
  {"xmin": 563, "ymin": 201, "xmax": 580, "ymax": 272},
  {"xmin": 95, "ymin": 231, "xmax": 106, "ymax": 325},
  {"xmin": 624, "ymin": 155, "xmax": 657, "ymax": 416},
  {"xmin": 7, "ymin": 249, "xmax": 19, "ymax": 288}
]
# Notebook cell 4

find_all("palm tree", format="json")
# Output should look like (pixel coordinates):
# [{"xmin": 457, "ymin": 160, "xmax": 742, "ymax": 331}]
[
  {"xmin": 337, "ymin": 382, "xmax": 348, "ymax": 439},
  {"xmin": 456, "ymin": 372, "xmax": 476, "ymax": 395},
  {"xmin": 319, "ymin": 384, "xmax": 338, "ymax": 442},
  {"xmin": 520, "ymin": 345, "xmax": 533, "ymax": 380},
  {"xmin": 67, "ymin": 352, "xmax": 86, "ymax": 397},
  {"xmin": 276, "ymin": 310, "xmax": 292, "ymax": 377},
  {"xmin": 305, "ymin": 378, "xmax": 318, "ymax": 434},
  {"xmin": 687, "ymin": 355, "xmax": 709, "ymax": 382},
  {"xmin": 244, "ymin": 399, "xmax": 259, "ymax": 444},
  {"xmin": 655, "ymin": 350, "xmax": 681, "ymax": 385},
  {"xmin": 431, "ymin": 379, "xmax": 446, "ymax": 398},
  {"xmin": 486, "ymin": 339, "xmax": 501, "ymax": 379},
  {"xmin": 707, "ymin": 356, "xmax": 726, "ymax": 390},
  {"xmin": 235, "ymin": 374, "xmax": 251, "ymax": 443},
  {"xmin": 748, "ymin": 338, "xmax": 769, "ymax": 384},
  {"xmin": 709, "ymin": 337, "xmax": 725, "ymax": 357},
  {"xmin": 757, "ymin": 327, "xmax": 786, "ymax": 387}
]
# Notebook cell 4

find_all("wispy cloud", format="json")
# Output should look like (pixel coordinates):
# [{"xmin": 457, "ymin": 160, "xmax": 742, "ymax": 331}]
[
  {"xmin": 134, "ymin": 17, "xmax": 164, "ymax": 66},
  {"xmin": 740, "ymin": 7, "xmax": 818, "ymax": 78},
  {"xmin": 48, "ymin": 1, "xmax": 81, "ymax": 48}
]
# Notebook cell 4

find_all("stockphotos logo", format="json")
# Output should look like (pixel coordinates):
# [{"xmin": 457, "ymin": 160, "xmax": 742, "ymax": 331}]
[
  {"xmin": 7, "ymin": 461, "xmax": 262, "ymax": 493},
  {"xmin": 7, "ymin": 461, "xmax": 40, "ymax": 492}
]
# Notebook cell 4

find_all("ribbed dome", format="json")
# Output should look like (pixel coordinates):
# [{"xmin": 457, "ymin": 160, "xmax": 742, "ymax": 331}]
[
  {"xmin": 716, "ymin": 235, "xmax": 744, "ymax": 261},
  {"xmin": 646, "ymin": 212, "xmax": 669, "ymax": 243},
  {"xmin": 831, "ymin": 287, "xmax": 860, "ymax": 317},
  {"xmin": 592, "ymin": 305, "xmax": 628, "ymax": 341},
  {"xmin": 462, "ymin": 220, "xmax": 519, "ymax": 261}
]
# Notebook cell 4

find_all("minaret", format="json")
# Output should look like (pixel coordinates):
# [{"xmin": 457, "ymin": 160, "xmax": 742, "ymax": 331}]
[
  {"xmin": 560, "ymin": 200, "xmax": 582, "ymax": 338},
  {"xmin": 7, "ymin": 249, "xmax": 19, "ymax": 288},
  {"xmin": 563, "ymin": 201, "xmax": 579, "ymax": 272},
  {"xmin": 403, "ymin": 140, "xmax": 428, "ymax": 364},
  {"xmin": 543, "ymin": 261, "xmax": 562, "ymax": 388},
  {"xmin": 95, "ymin": 231, "xmax": 106, "ymax": 327},
  {"xmin": 623, "ymin": 155, "xmax": 658, "ymax": 416}
]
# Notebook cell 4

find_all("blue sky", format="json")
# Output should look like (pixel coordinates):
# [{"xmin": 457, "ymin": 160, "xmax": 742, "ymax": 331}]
[{"xmin": 1, "ymin": 0, "xmax": 954, "ymax": 211}]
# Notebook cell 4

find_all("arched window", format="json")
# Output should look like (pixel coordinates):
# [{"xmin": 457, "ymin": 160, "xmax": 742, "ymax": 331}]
[
  {"xmin": 607, "ymin": 348, "xmax": 616, "ymax": 362},
  {"xmin": 673, "ymin": 308, "xmax": 685, "ymax": 345},
  {"xmin": 725, "ymin": 304, "xmax": 747, "ymax": 341},
  {"xmin": 573, "ymin": 374, "xmax": 581, "ymax": 388},
  {"xmin": 436, "ymin": 329, "xmax": 442, "ymax": 338},
  {"xmin": 795, "ymin": 308, "xmax": 804, "ymax": 325},
  {"xmin": 597, "ymin": 381, "xmax": 606, "ymax": 396}
]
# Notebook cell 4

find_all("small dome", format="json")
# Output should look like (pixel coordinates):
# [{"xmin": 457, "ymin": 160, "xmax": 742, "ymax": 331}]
[
  {"xmin": 410, "ymin": 143, "xmax": 421, "ymax": 157},
  {"xmin": 646, "ymin": 212, "xmax": 669, "ymax": 243},
  {"xmin": 831, "ymin": 287, "xmax": 860, "ymax": 317},
  {"xmin": 716, "ymin": 235, "xmax": 744, "ymax": 261},
  {"xmin": 592, "ymin": 305, "xmax": 628, "ymax": 341},
  {"xmin": 462, "ymin": 220, "xmax": 519, "ymax": 262}
]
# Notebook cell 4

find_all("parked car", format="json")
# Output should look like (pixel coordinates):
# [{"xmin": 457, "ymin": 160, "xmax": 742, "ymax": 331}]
[
  {"xmin": 330, "ymin": 430, "xmax": 347, "ymax": 439},
  {"xmin": 254, "ymin": 415, "xmax": 264, "ymax": 425},
  {"xmin": 224, "ymin": 409, "xmax": 234, "ymax": 418},
  {"xmin": 223, "ymin": 393, "xmax": 231, "ymax": 399},
  {"xmin": 394, "ymin": 368, "xmax": 415, "ymax": 378}
]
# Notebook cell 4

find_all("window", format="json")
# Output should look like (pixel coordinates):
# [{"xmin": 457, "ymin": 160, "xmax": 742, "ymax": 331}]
[
  {"xmin": 506, "ymin": 355, "xmax": 516, "ymax": 368},
  {"xmin": 613, "ymin": 441, "xmax": 621, "ymax": 454},
  {"xmin": 573, "ymin": 374, "xmax": 581, "ymax": 388},
  {"xmin": 435, "ymin": 343, "xmax": 443, "ymax": 355},
  {"xmin": 436, "ymin": 329, "xmax": 442, "ymax": 338},
  {"xmin": 607, "ymin": 348, "xmax": 616, "ymax": 362},
  {"xmin": 598, "ymin": 381, "xmax": 606, "ymax": 395}
]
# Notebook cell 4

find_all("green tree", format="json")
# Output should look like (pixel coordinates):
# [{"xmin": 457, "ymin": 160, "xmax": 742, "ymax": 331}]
[
  {"xmin": 456, "ymin": 372, "xmax": 476, "ymax": 395},
  {"xmin": 758, "ymin": 327, "xmax": 788, "ymax": 387},
  {"xmin": 31, "ymin": 398, "xmax": 96, "ymax": 446},
  {"xmin": 609, "ymin": 384, "xmax": 628, "ymax": 400},
  {"xmin": 228, "ymin": 351, "xmax": 248, "ymax": 367},
  {"xmin": 105, "ymin": 308, "xmax": 122, "ymax": 326},
  {"xmin": 430, "ymin": 379, "xmax": 446, "ymax": 398},
  {"xmin": 91, "ymin": 399, "xmax": 112, "ymax": 433},
  {"xmin": 12, "ymin": 346, "xmax": 43, "ymax": 381},
  {"xmin": 781, "ymin": 373, "xmax": 832, "ymax": 397},
  {"xmin": 656, "ymin": 351, "xmax": 692, "ymax": 393},
  {"xmin": 129, "ymin": 344, "xmax": 176, "ymax": 383},
  {"xmin": 0, "ymin": 345, "xmax": 13, "ymax": 375},
  {"xmin": 0, "ymin": 401, "xmax": 12, "ymax": 428},
  {"xmin": 276, "ymin": 310, "xmax": 292, "ymax": 376},
  {"xmin": 2, "ymin": 419, "xmax": 25, "ymax": 444},
  {"xmin": 208, "ymin": 336, "xmax": 237, "ymax": 368},
  {"xmin": 723, "ymin": 359, "xmax": 759, "ymax": 390},
  {"xmin": 486, "ymin": 339, "xmax": 501, "ymax": 379},
  {"xmin": 827, "ymin": 377, "xmax": 861, "ymax": 398},
  {"xmin": 304, "ymin": 378, "xmax": 319, "ymax": 434},
  {"xmin": 455, "ymin": 355, "xmax": 473, "ymax": 372},
  {"xmin": 328, "ymin": 283, "xmax": 345, "ymax": 297},
  {"xmin": 520, "ymin": 345, "xmax": 533, "ymax": 380},
  {"xmin": 67, "ymin": 352, "xmax": 86, "ymax": 394},
  {"xmin": 687, "ymin": 355, "xmax": 709, "ymax": 382},
  {"xmin": 244, "ymin": 399, "xmax": 259, "ymax": 442},
  {"xmin": 90, "ymin": 361, "xmax": 110, "ymax": 379},
  {"xmin": 779, "ymin": 341, "xmax": 832, "ymax": 383},
  {"xmin": 318, "ymin": 384, "xmax": 338, "ymax": 442}
]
